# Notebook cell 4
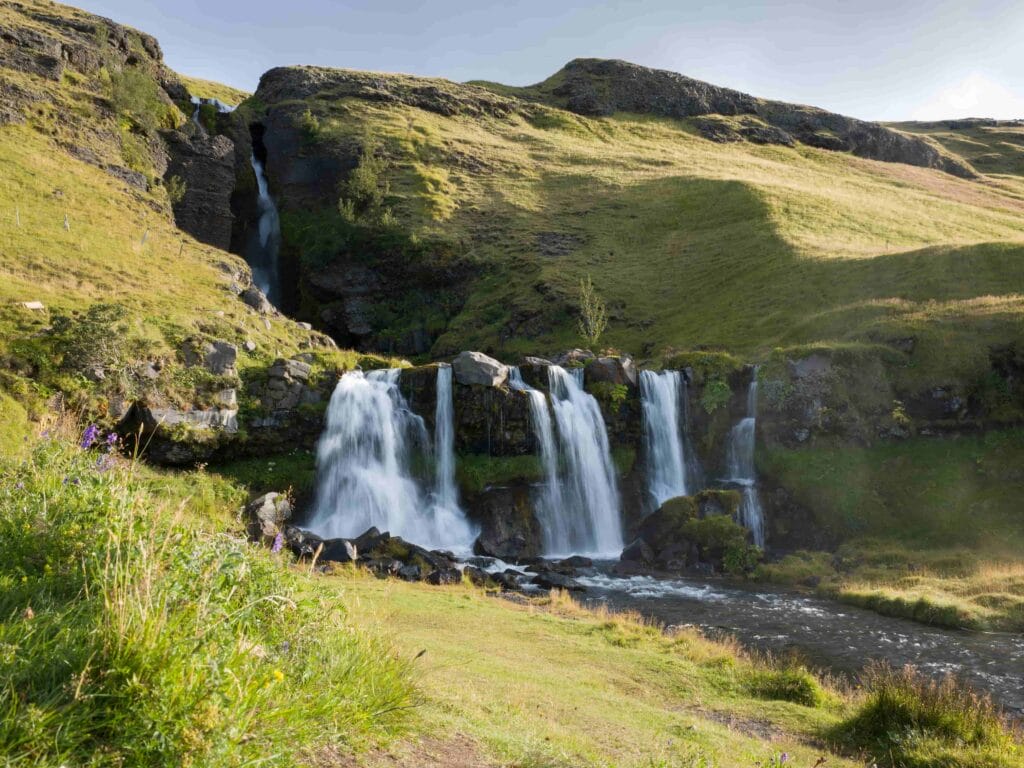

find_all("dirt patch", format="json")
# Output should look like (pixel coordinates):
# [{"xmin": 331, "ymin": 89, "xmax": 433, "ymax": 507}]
[{"xmin": 315, "ymin": 734, "xmax": 493, "ymax": 767}]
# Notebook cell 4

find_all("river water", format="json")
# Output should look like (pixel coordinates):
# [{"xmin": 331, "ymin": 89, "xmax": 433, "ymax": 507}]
[{"xmin": 577, "ymin": 568, "xmax": 1024, "ymax": 716}]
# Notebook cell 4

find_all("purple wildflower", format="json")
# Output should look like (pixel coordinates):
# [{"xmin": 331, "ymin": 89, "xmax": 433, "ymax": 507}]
[
  {"xmin": 80, "ymin": 424, "xmax": 100, "ymax": 449},
  {"xmin": 271, "ymin": 532, "xmax": 284, "ymax": 553},
  {"xmin": 106, "ymin": 432, "xmax": 118, "ymax": 448},
  {"xmin": 780, "ymin": 755, "xmax": 789, "ymax": 765},
  {"xmin": 95, "ymin": 454, "xmax": 114, "ymax": 473}
]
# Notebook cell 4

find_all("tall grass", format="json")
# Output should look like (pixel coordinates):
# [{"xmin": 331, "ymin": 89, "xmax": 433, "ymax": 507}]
[
  {"xmin": 0, "ymin": 430, "xmax": 414, "ymax": 766},
  {"xmin": 836, "ymin": 661, "xmax": 1020, "ymax": 768}
]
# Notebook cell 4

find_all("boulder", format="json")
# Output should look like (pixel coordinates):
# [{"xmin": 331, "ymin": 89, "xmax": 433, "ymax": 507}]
[
  {"xmin": 530, "ymin": 572, "xmax": 585, "ymax": 592},
  {"xmin": 620, "ymin": 537, "xmax": 655, "ymax": 565},
  {"xmin": 425, "ymin": 567, "xmax": 463, "ymax": 585},
  {"xmin": 452, "ymin": 350, "xmax": 508, "ymax": 387},
  {"xmin": 318, "ymin": 538, "xmax": 358, "ymax": 563},
  {"xmin": 181, "ymin": 338, "xmax": 237, "ymax": 376},
  {"xmin": 398, "ymin": 564, "xmax": 422, "ymax": 581},
  {"xmin": 491, "ymin": 571, "xmax": 524, "ymax": 591},
  {"xmin": 584, "ymin": 356, "xmax": 638, "ymax": 388},
  {"xmin": 470, "ymin": 486, "xmax": 543, "ymax": 560},
  {"xmin": 552, "ymin": 348, "xmax": 595, "ymax": 366},
  {"xmin": 242, "ymin": 285, "xmax": 275, "ymax": 315},
  {"xmin": 557, "ymin": 555, "xmax": 593, "ymax": 569},
  {"xmin": 245, "ymin": 492, "xmax": 292, "ymax": 542},
  {"xmin": 462, "ymin": 565, "xmax": 494, "ymax": 587}
]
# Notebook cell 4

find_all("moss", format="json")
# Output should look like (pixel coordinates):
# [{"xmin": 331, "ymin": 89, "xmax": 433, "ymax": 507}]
[{"xmin": 456, "ymin": 454, "xmax": 543, "ymax": 496}]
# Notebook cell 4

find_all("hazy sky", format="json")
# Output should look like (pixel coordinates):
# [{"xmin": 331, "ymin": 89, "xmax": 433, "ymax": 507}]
[{"xmin": 77, "ymin": 0, "xmax": 1024, "ymax": 121}]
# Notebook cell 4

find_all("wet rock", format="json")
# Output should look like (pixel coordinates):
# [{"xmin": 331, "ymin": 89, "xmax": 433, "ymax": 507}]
[
  {"xmin": 621, "ymin": 537, "xmax": 655, "ymax": 565},
  {"xmin": 453, "ymin": 350, "xmax": 508, "ymax": 387},
  {"xmin": 530, "ymin": 572, "xmax": 585, "ymax": 592},
  {"xmin": 425, "ymin": 567, "xmax": 462, "ymax": 585},
  {"xmin": 462, "ymin": 565, "xmax": 493, "ymax": 587},
  {"xmin": 470, "ymin": 485, "xmax": 543, "ymax": 560},
  {"xmin": 557, "ymin": 555, "xmax": 593, "ymax": 569},
  {"xmin": 491, "ymin": 571, "xmax": 524, "ymax": 591}
]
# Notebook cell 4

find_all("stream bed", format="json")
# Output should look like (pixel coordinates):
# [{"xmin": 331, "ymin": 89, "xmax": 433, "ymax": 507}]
[{"xmin": 576, "ymin": 567, "xmax": 1024, "ymax": 716}]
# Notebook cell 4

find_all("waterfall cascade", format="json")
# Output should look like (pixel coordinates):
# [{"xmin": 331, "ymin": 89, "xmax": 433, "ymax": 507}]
[
  {"xmin": 249, "ymin": 153, "xmax": 281, "ymax": 306},
  {"xmin": 544, "ymin": 366, "xmax": 623, "ymax": 557},
  {"xmin": 308, "ymin": 369, "xmax": 475, "ymax": 550},
  {"xmin": 639, "ymin": 370, "xmax": 689, "ymax": 506},
  {"xmin": 509, "ymin": 367, "xmax": 564, "ymax": 541},
  {"xmin": 725, "ymin": 377, "xmax": 765, "ymax": 547},
  {"xmin": 432, "ymin": 364, "xmax": 461, "ymax": 518}
]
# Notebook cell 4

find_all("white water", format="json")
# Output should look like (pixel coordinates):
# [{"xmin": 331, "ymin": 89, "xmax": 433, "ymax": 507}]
[
  {"xmin": 725, "ymin": 378, "xmax": 765, "ymax": 547},
  {"xmin": 308, "ymin": 369, "xmax": 474, "ymax": 550},
  {"xmin": 545, "ymin": 366, "xmax": 623, "ymax": 557},
  {"xmin": 639, "ymin": 370, "xmax": 689, "ymax": 506},
  {"xmin": 509, "ymin": 367, "xmax": 565, "ymax": 542},
  {"xmin": 431, "ymin": 364, "xmax": 462, "ymax": 520},
  {"xmin": 249, "ymin": 154, "xmax": 281, "ymax": 305}
]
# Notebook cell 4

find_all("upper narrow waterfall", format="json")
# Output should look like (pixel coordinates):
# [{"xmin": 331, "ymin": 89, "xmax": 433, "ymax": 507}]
[
  {"xmin": 308, "ymin": 369, "xmax": 474, "ymax": 550},
  {"xmin": 640, "ymin": 370, "xmax": 689, "ymax": 506},
  {"xmin": 545, "ymin": 365, "xmax": 623, "ymax": 557},
  {"xmin": 726, "ymin": 376, "xmax": 765, "ymax": 547},
  {"xmin": 248, "ymin": 154, "xmax": 281, "ymax": 306}
]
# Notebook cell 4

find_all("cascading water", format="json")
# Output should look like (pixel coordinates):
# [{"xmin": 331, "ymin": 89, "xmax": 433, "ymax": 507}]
[
  {"xmin": 307, "ymin": 369, "xmax": 474, "ymax": 550},
  {"xmin": 639, "ymin": 370, "xmax": 689, "ymax": 506},
  {"xmin": 544, "ymin": 365, "xmax": 623, "ymax": 557},
  {"xmin": 725, "ymin": 376, "xmax": 765, "ymax": 547},
  {"xmin": 509, "ymin": 367, "xmax": 564, "ymax": 536},
  {"xmin": 431, "ymin": 364, "xmax": 461, "ymax": 519},
  {"xmin": 248, "ymin": 153, "xmax": 281, "ymax": 306}
]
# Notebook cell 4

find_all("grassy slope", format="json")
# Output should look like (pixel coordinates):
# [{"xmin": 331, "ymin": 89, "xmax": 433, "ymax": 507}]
[
  {"xmin": 758, "ymin": 430, "xmax": 1024, "ymax": 630},
  {"xmin": 289, "ymin": 80, "xmax": 1024, "ymax": 387},
  {"xmin": 179, "ymin": 74, "xmax": 250, "ymax": 105}
]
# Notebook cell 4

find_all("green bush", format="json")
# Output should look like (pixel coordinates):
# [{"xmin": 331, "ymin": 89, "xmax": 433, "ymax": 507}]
[
  {"xmin": 108, "ymin": 67, "xmax": 167, "ymax": 133},
  {"xmin": 836, "ymin": 661, "xmax": 1018, "ymax": 767},
  {"xmin": 338, "ymin": 141, "xmax": 392, "ymax": 225},
  {"xmin": 0, "ymin": 433, "xmax": 413, "ymax": 766},
  {"xmin": 51, "ymin": 302, "xmax": 131, "ymax": 381},
  {"xmin": 746, "ymin": 665, "xmax": 827, "ymax": 707},
  {"xmin": 699, "ymin": 377, "xmax": 732, "ymax": 414}
]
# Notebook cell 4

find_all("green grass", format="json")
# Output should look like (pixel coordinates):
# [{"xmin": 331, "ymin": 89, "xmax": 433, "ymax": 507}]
[
  {"xmin": 259, "ymin": 69, "xmax": 1024, "ymax": 385},
  {"xmin": 335, "ymin": 572, "xmax": 1021, "ymax": 768},
  {"xmin": 178, "ymin": 74, "xmax": 250, "ymax": 106},
  {"xmin": 757, "ymin": 430, "xmax": 1024, "ymax": 629},
  {"xmin": 0, "ymin": 430, "xmax": 412, "ymax": 766}
]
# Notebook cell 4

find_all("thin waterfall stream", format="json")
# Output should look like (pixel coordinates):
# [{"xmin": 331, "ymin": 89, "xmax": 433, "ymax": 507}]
[
  {"xmin": 725, "ymin": 376, "xmax": 765, "ymax": 547},
  {"xmin": 639, "ymin": 369, "xmax": 689, "ymax": 506},
  {"xmin": 248, "ymin": 153, "xmax": 282, "ymax": 306}
]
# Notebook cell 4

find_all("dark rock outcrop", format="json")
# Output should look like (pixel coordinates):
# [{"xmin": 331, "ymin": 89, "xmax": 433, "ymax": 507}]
[
  {"xmin": 162, "ymin": 129, "xmax": 236, "ymax": 250},
  {"xmin": 470, "ymin": 485, "xmax": 543, "ymax": 560},
  {"xmin": 536, "ymin": 59, "xmax": 975, "ymax": 178}
]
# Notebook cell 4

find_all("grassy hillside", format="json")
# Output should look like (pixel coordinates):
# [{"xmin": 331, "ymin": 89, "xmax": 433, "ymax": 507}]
[
  {"xmin": 892, "ymin": 119, "xmax": 1024, "ymax": 179},
  {"xmin": 179, "ymin": 74, "xmax": 250, "ymax": 105},
  {"xmin": 261, "ymin": 68, "xmax": 1024, "ymax": 391}
]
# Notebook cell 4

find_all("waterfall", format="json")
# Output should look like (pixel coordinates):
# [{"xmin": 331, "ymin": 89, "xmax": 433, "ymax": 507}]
[
  {"xmin": 248, "ymin": 153, "xmax": 281, "ymax": 306},
  {"xmin": 640, "ymin": 370, "xmax": 689, "ymax": 506},
  {"xmin": 308, "ymin": 369, "xmax": 474, "ymax": 550},
  {"xmin": 545, "ymin": 365, "xmax": 623, "ymax": 557},
  {"xmin": 726, "ymin": 377, "xmax": 765, "ymax": 547},
  {"xmin": 432, "ymin": 364, "xmax": 460, "ymax": 516},
  {"xmin": 509, "ymin": 367, "xmax": 565, "ymax": 540}
]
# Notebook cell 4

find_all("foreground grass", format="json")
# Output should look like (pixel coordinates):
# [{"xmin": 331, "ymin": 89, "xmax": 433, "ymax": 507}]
[
  {"xmin": 0, "ymin": 431, "xmax": 412, "ymax": 766},
  {"xmin": 334, "ymin": 572, "xmax": 1021, "ymax": 768}
]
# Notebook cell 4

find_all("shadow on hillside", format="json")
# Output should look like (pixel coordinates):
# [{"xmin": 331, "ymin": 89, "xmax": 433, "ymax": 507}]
[{"xmin": 449, "ymin": 170, "xmax": 1024, "ymax": 358}]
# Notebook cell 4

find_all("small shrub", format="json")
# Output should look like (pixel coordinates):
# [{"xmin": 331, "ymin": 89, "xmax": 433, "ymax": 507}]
[
  {"xmin": 166, "ymin": 174, "xmax": 187, "ymax": 205},
  {"xmin": 51, "ymin": 302, "xmax": 131, "ymax": 381},
  {"xmin": 699, "ymin": 377, "xmax": 731, "ymax": 414},
  {"xmin": 338, "ymin": 141, "xmax": 391, "ymax": 224},
  {"xmin": 108, "ymin": 67, "xmax": 166, "ymax": 133},
  {"xmin": 836, "ymin": 661, "xmax": 1017, "ymax": 766},
  {"xmin": 299, "ymin": 108, "xmax": 322, "ymax": 145},
  {"xmin": 577, "ymin": 274, "xmax": 608, "ymax": 347},
  {"xmin": 747, "ymin": 665, "xmax": 827, "ymax": 707}
]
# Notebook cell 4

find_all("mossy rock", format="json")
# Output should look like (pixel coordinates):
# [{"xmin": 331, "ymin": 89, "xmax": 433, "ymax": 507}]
[
  {"xmin": 637, "ymin": 495, "xmax": 698, "ymax": 545},
  {"xmin": 694, "ymin": 489, "xmax": 741, "ymax": 518}
]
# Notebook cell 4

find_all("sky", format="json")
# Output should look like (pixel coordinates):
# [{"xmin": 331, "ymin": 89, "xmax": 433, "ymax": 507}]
[{"xmin": 76, "ymin": 0, "xmax": 1024, "ymax": 121}]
